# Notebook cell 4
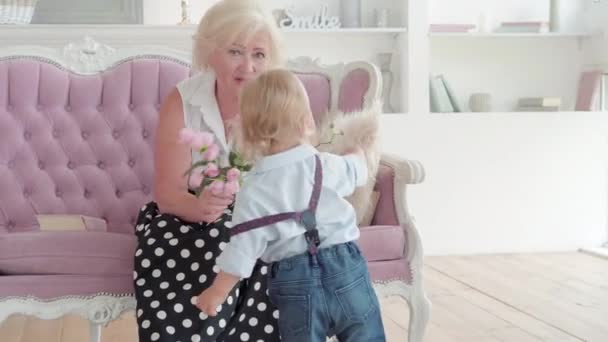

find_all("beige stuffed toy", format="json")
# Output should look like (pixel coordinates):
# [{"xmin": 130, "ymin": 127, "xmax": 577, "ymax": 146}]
[{"xmin": 313, "ymin": 101, "xmax": 382, "ymax": 226}]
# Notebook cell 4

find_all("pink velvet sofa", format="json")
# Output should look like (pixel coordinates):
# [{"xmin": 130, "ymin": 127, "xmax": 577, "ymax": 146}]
[{"xmin": 0, "ymin": 42, "xmax": 429, "ymax": 341}]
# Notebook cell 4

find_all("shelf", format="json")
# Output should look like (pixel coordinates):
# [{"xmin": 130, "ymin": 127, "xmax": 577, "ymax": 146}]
[
  {"xmin": 281, "ymin": 28, "xmax": 408, "ymax": 34},
  {"xmin": 429, "ymin": 32, "xmax": 594, "ymax": 38}
]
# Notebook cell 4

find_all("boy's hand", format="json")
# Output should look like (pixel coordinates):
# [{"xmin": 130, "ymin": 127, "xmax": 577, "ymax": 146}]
[
  {"xmin": 343, "ymin": 146, "xmax": 364, "ymax": 157},
  {"xmin": 195, "ymin": 287, "xmax": 226, "ymax": 317}
]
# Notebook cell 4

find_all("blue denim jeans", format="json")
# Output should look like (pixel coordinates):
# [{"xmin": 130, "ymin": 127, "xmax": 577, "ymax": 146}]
[{"xmin": 267, "ymin": 242, "xmax": 386, "ymax": 342}]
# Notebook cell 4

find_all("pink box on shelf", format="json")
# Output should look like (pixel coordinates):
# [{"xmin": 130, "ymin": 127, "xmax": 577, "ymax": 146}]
[{"xmin": 429, "ymin": 24, "xmax": 476, "ymax": 33}]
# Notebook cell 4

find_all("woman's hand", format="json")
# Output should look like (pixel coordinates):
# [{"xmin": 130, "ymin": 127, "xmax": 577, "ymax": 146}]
[{"xmin": 198, "ymin": 187, "xmax": 234, "ymax": 223}]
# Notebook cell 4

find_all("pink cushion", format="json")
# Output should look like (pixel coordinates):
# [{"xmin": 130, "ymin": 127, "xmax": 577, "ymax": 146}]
[
  {"xmin": 296, "ymin": 72, "xmax": 331, "ymax": 124},
  {"xmin": 0, "ymin": 231, "xmax": 136, "ymax": 275},
  {"xmin": 372, "ymin": 163, "xmax": 399, "ymax": 226},
  {"xmin": 358, "ymin": 225, "xmax": 405, "ymax": 262},
  {"xmin": 338, "ymin": 68, "xmax": 370, "ymax": 113},
  {"xmin": 0, "ymin": 274, "xmax": 133, "ymax": 299},
  {"xmin": 368, "ymin": 259, "xmax": 413, "ymax": 284}
]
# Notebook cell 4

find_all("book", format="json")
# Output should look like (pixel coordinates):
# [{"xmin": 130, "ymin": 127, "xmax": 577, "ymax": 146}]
[
  {"xmin": 501, "ymin": 21, "xmax": 546, "ymax": 26},
  {"xmin": 518, "ymin": 97, "xmax": 562, "ymax": 108},
  {"xmin": 36, "ymin": 215, "xmax": 107, "ymax": 232},
  {"xmin": 429, "ymin": 24, "xmax": 476, "ymax": 33},
  {"xmin": 440, "ymin": 76, "xmax": 461, "ymax": 112},
  {"xmin": 495, "ymin": 25, "xmax": 543, "ymax": 33},
  {"xmin": 517, "ymin": 106, "xmax": 560, "ymax": 112},
  {"xmin": 575, "ymin": 70, "xmax": 603, "ymax": 111},
  {"xmin": 495, "ymin": 21, "xmax": 548, "ymax": 33},
  {"xmin": 430, "ymin": 74, "xmax": 456, "ymax": 113}
]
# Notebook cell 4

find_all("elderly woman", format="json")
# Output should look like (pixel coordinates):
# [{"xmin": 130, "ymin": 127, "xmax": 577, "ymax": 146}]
[{"xmin": 133, "ymin": 1, "xmax": 283, "ymax": 341}]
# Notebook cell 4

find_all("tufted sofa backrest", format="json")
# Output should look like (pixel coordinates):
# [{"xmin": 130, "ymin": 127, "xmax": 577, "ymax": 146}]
[
  {"xmin": 0, "ymin": 55, "xmax": 377, "ymax": 235},
  {"xmin": 0, "ymin": 58, "xmax": 190, "ymax": 234}
]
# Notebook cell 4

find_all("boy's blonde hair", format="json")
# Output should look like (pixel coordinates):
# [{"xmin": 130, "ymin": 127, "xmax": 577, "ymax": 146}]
[
  {"xmin": 193, "ymin": 0, "xmax": 283, "ymax": 71},
  {"xmin": 239, "ymin": 69, "xmax": 313, "ymax": 156}
]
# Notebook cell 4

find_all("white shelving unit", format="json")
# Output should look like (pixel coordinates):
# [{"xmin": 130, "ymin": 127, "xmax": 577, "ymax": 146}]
[{"xmin": 423, "ymin": 0, "xmax": 607, "ymax": 114}]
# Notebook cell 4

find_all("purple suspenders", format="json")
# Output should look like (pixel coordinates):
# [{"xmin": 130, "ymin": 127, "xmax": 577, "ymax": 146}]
[{"xmin": 229, "ymin": 155, "xmax": 323, "ymax": 254}]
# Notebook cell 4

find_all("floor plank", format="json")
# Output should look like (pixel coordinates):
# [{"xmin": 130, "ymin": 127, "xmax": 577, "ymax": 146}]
[
  {"xmin": 427, "ymin": 254, "xmax": 607, "ymax": 341},
  {"xmin": 0, "ymin": 315, "xmax": 27, "ymax": 342},
  {"xmin": 19, "ymin": 316, "xmax": 62, "ymax": 342}
]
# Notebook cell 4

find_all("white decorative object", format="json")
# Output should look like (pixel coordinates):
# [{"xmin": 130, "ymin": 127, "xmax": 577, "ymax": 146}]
[
  {"xmin": 549, "ymin": 0, "xmax": 561, "ymax": 32},
  {"xmin": 179, "ymin": 0, "xmax": 191, "ymax": 25},
  {"xmin": 1, "ymin": 37, "xmax": 191, "ymax": 75},
  {"xmin": 340, "ymin": 0, "xmax": 361, "ymax": 28},
  {"xmin": 477, "ymin": 10, "xmax": 493, "ymax": 33},
  {"xmin": 0, "ymin": 295, "xmax": 136, "ymax": 342},
  {"xmin": 278, "ymin": 4, "xmax": 341, "ymax": 29},
  {"xmin": 0, "ymin": 0, "xmax": 37, "ymax": 24},
  {"xmin": 469, "ymin": 93, "xmax": 492, "ymax": 112},
  {"xmin": 62, "ymin": 36, "xmax": 116, "ymax": 74},
  {"xmin": 377, "ymin": 52, "xmax": 395, "ymax": 112},
  {"xmin": 550, "ymin": 0, "xmax": 584, "ymax": 33},
  {"xmin": 374, "ymin": 8, "xmax": 389, "ymax": 28}
]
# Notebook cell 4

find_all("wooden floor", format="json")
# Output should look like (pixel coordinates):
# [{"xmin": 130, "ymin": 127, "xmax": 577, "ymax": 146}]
[{"xmin": 1, "ymin": 252, "xmax": 607, "ymax": 341}]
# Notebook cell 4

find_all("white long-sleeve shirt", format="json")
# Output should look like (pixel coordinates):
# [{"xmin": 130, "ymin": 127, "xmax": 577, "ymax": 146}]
[{"xmin": 215, "ymin": 144, "xmax": 367, "ymax": 278}]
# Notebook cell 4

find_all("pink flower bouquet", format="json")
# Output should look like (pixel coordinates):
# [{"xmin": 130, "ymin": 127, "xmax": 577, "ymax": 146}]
[{"xmin": 179, "ymin": 128, "xmax": 251, "ymax": 197}]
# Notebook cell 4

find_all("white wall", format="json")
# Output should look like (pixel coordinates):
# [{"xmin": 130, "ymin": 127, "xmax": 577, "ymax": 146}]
[
  {"xmin": 142, "ymin": 0, "xmax": 217, "ymax": 25},
  {"xmin": 381, "ymin": 113, "xmax": 608, "ymax": 255}
]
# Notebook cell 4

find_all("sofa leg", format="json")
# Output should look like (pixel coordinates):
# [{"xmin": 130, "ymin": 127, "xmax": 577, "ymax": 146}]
[
  {"xmin": 90, "ymin": 322, "xmax": 102, "ymax": 342},
  {"xmin": 372, "ymin": 281, "xmax": 431, "ymax": 341},
  {"xmin": 407, "ymin": 288, "xmax": 431, "ymax": 342}
]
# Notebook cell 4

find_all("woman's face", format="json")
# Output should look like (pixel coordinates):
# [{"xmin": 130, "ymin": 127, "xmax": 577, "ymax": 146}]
[{"xmin": 209, "ymin": 30, "xmax": 272, "ymax": 95}]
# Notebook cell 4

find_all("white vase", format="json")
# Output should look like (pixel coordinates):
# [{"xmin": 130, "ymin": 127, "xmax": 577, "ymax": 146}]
[
  {"xmin": 469, "ymin": 93, "xmax": 492, "ymax": 112},
  {"xmin": 340, "ymin": 0, "xmax": 361, "ymax": 28},
  {"xmin": 549, "ymin": 0, "xmax": 560, "ymax": 32},
  {"xmin": 550, "ymin": 0, "xmax": 584, "ymax": 33}
]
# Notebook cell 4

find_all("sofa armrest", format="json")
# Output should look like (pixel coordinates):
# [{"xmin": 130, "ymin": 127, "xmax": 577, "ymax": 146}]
[
  {"xmin": 380, "ymin": 153, "xmax": 426, "ymax": 185},
  {"xmin": 372, "ymin": 154, "xmax": 425, "ymax": 226},
  {"xmin": 370, "ymin": 154, "xmax": 431, "ymax": 342},
  {"xmin": 372, "ymin": 153, "xmax": 425, "ymax": 263}
]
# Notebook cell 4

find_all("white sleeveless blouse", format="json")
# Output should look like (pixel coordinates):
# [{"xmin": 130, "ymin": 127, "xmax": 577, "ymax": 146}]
[{"xmin": 176, "ymin": 70, "xmax": 230, "ymax": 166}]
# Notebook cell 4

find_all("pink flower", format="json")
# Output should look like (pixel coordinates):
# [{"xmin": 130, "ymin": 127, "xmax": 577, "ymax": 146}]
[
  {"xmin": 209, "ymin": 180, "xmax": 225, "ymax": 195},
  {"xmin": 223, "ymin": 180, "xmax": 240, "ymax": 195},
  {"xmin": 204, "ymin": 163, "xmax": 220, "ymax": 178},
  {"xmin": 226, "ymin": 168, "xmax": 241, "ymax": 182},
  {"xmin": 202, "ymin": 144, "xmax": 220, "ymax": 161},
  {"xmin": 179, "ymin": 129, "xmax": 215, "ymax": 151},
  {"xmin": 178, "ymin": 128, "xmax": 196, "ymax": 145},
  {"xmin": 192, "ymin": 132, "xmax": 215, "ymax": 151},
  {"xmin": 188, "ymin": 167, "xmax": 205, "ymax": 188}
]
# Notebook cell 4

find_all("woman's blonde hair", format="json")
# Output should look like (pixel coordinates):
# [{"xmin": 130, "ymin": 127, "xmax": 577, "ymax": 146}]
[
  {"xmin": 192, "ymin": 0, "xmax": 284, "ymax": 71},
  {"xmin": 239, "ymin": 69, "xmax": 313, "ymax": 156}
]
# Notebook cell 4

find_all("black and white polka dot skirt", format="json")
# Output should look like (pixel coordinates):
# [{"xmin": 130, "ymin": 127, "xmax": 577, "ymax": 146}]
[{"xmin": 133, "ymin": 201, "xmax": 281, "ymax": 342}]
